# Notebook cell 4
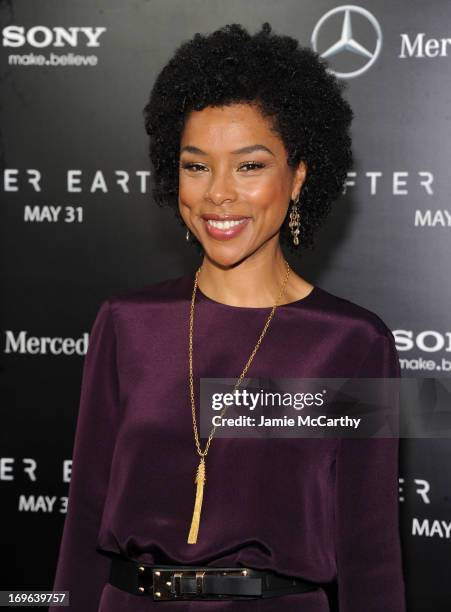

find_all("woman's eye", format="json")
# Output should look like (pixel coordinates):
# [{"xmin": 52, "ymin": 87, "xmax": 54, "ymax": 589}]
[
  {"xmin": 238, "ymin": 162, "xmax": 265, "ymax": 172},
  {"xmin": 181, "ymin": 163, "xmax": 206, "ymax": 172},
  {"xmin": 181, "ymin": 161, "xmax": 265, "ymax": 173}
]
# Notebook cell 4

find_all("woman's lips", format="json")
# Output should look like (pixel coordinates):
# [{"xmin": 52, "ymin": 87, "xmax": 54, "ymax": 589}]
[{"xmin": 203, "ymin": 217, "xmax": 250, "ymax": 241}]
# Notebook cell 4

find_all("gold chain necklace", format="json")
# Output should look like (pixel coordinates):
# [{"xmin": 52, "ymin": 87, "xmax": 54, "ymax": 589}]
[{"xmin": 187, "ymin": 259, "xmax": 292, "ymax": 543}]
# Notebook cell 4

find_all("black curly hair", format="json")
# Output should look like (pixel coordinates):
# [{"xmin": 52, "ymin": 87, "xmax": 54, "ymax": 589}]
[{"xmin": 143, "ymin": 22, "xmax": 353, "ymax": 255}]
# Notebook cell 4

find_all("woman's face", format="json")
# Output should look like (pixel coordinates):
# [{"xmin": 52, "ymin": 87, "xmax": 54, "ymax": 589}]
[{"xmin": 178, "ymin": 102, "xmax": 306, "ymax": 266}]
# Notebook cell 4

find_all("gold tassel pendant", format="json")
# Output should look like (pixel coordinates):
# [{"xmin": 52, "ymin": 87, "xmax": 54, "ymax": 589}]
[{"xmin": 187, "ymin": 457, "xmax": 206, "ymax": 544}]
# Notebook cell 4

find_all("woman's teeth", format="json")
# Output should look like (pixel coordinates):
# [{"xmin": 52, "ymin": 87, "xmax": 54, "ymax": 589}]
[{"xmin": 207, "ymin": 219, "xmax": 247, "ymax": 229}]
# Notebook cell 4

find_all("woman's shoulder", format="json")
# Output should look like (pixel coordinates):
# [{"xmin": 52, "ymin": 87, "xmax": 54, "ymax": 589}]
[
  {"xmin": 103, "ymin": 276, "xmax": 395, "ymax": 345},
  {"xmin": 312, "ymin": 284, "xmax": 395, "ymax": 344},
  {"xmin": 106, "ymin": 273, "xmax": 193, "ymax": 310}
]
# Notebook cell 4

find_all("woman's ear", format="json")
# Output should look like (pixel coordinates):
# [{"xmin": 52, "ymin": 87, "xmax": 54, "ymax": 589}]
[{"xmin": 291, "ymin": 160, "xmax": 307, "ymax": 201}]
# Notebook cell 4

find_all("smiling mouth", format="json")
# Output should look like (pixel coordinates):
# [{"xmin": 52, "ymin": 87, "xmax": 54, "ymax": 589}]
[
  {"xmin": 202, "ymin": 217, "xmax": 251, "ymax": 241},
  {"xmin": 206, "ymin": 218, "xmax": 248, "ymax": 229}
]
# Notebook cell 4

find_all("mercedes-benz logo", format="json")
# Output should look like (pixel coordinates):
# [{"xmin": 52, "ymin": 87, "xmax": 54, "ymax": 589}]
[{"xmin": 311, "ymin": 5, "xmax": 382, "ymax": 79}]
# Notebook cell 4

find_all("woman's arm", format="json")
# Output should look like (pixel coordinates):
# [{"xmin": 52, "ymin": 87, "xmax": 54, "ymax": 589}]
[
  {"xmin": 335, "ymin": 330, "xmax": 406, "ymax": 611},
  {"xmin": 49, "ymin": 299, "xmax": 121, "ymax": 611}
]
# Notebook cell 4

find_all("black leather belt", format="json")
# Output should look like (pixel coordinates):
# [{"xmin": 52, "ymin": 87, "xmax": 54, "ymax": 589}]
[{"xmin": 108, "ymin": 554, "xmax": 320, "ymax": 601}]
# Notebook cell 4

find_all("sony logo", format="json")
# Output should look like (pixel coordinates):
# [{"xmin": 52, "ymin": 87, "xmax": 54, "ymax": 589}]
[
  {"xmin": 2, "ymin": 25, "xmax": 106, "ymax": 48},
  {"xmin": 393, "ymin": 330, "xmax": 451, "ymax": 352}
]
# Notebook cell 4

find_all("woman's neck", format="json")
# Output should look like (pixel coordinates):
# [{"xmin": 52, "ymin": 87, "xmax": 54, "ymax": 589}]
[{"xmin": 196, "ymin": 248, "xmax": 313, "ymax": 308}]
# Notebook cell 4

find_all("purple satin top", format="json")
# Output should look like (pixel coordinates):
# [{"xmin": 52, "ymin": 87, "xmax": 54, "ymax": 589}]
[{"xmin": 50, "ymin": 273, "xmax": 406, "ymax": 611}]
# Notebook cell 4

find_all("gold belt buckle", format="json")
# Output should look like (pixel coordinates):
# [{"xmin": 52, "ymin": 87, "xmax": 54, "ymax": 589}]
[
  {"xmin": 152, "ymin": 568, "xmax": 199, "ymax": 600},
  {"xmin": 151, "ymin": 567, "xmax": 250, "ymax": 601}
]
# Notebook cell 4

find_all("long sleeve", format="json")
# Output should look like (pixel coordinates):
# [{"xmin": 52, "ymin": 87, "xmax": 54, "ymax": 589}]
[
  {"xmin": 50, "ymin": 299, "xmax": 121, "ymax": 611},
  {"xmin": 334, "ymin": 330, "xmax": 406, "ymax": 611}
]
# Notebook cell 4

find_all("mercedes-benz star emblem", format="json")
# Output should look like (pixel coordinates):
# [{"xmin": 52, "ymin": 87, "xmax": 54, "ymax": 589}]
[{"xmin": 311, "ymin": 5, "xmax": 382, "ymax": 79}]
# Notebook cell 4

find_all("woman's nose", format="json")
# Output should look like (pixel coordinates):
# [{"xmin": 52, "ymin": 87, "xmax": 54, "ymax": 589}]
[{"xmin": 204, "ymin": 169, "xmax": 237, "ymax": 205}]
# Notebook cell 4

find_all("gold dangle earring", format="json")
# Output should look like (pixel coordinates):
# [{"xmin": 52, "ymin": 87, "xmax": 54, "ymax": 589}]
[{"xmin": 288, "ymin": 193, "xmax": 301, "ymax": 246}]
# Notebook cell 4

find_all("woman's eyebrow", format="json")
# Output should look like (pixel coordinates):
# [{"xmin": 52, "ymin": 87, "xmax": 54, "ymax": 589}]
[{"xmin": 180, "ymin": 144, "xmax": 275, "ymax": 156}]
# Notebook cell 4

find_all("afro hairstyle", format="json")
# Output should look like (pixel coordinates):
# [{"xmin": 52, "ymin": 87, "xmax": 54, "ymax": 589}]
[{"xmin": 143, "ymin": 22, "xmax": 354, "ymax": 255}]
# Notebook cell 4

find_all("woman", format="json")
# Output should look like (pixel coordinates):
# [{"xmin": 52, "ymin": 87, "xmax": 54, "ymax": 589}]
[{"xmin": 50, "ymin": 23, "xmax": 406, "ymax": 611}]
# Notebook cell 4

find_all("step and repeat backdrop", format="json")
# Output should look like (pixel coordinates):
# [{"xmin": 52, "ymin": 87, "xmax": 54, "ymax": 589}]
[{"xmin": 1, "ymin": 1, "xmax": 450, "ymax": 610}]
